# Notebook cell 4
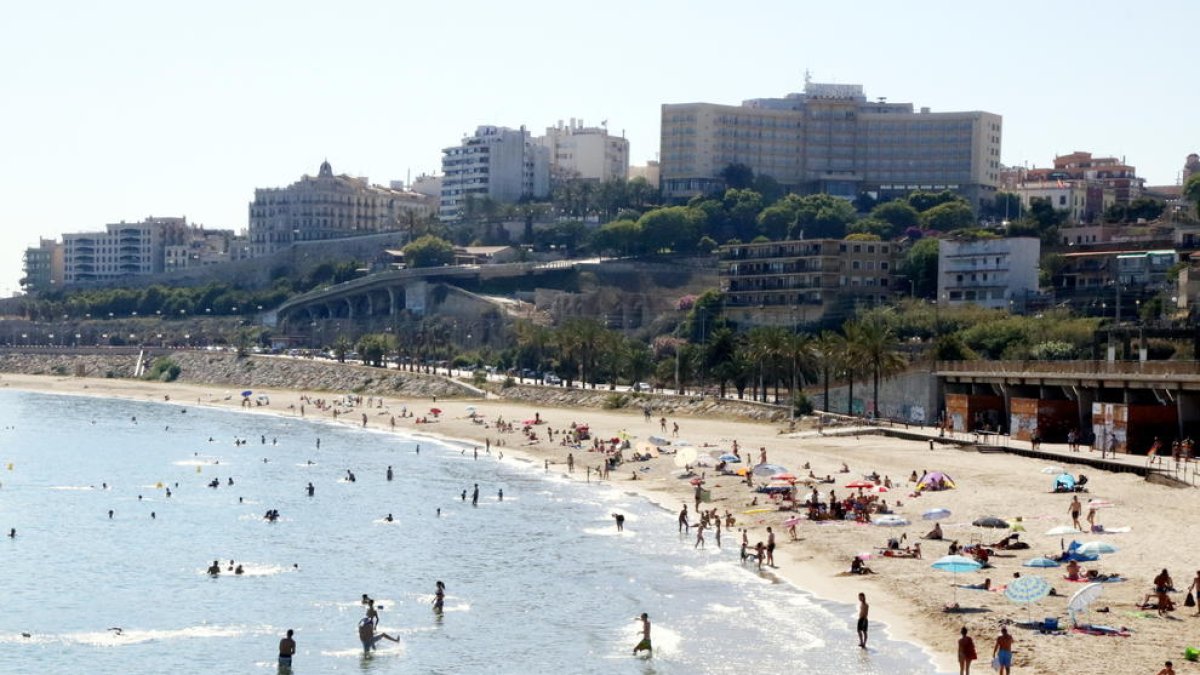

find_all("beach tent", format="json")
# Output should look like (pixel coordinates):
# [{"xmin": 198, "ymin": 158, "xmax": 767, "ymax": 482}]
[
  {"xmin": 916, "ymin": 471, "xmax": 956, "ymax": 491},
  {"xmin": 1054, "ymin": 473, "xmax": 1076, "ymax": 491}
]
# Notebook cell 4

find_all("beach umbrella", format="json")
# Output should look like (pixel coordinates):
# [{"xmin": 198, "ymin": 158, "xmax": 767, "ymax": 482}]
[
  {"xmin": 1087, "ymin": 499, "xmax": 1114, "ymax": 509},
  {"xmin": 1045, "ymin": 525, "xmax": 1083, "ymax": 536},
  {"xmin": 1067, "ymin": 582, "xmax": 1104, "ymax": 626},
  {"xmin": 922, "ymin": 508, "xmax": 952, "ymax": 521},
  {"xmin": 855, "ymin": 551, "xmax": 876, "ymax": 560},
  {"xmin": 872, "ymin": 485, "xmax": 890, "ymax": 493},
  {"xmin": 1040, "ymin": 466, "xmax": 1065, "ymax": 475},
  {"xmin": 1023, "ymin": 557, "xmax": 1061, "ymax": 568},
  {"xmin": 771, "ymin": 472, "xmax": 798, "ymax": 482},
  {"xmin": 430, "ymin": 408, "xmax": 442, "ymax": 415},
  {"xmin": 673, "ymin": 446, "xmax": 698, "ymax": 468},
  {"xmin": 932, "ymin": 555, "xmax": 983, "ymax": 608},
  {"xmin": 1005, "ymin": 575, "xmax": 1052, "ymax": 604},
  {"xmin": 689, "ymin": 477, "xmax": 704, "ymax": 486},
  {"xmin": 845, "ymin": 480, "xmax": 875, "ymax": 489},
  {"xmin": 752, "ymin": 463, "xmax": 788, "ymax": 477},
  {"xmin": 972, "ymin": 516, "xmax": 1009, "ymax": 529},
  {"xmin": 648, "ymin": 435, "xmax": 670, "ymax": 446},
  {"xmin": 874, "ymin": 515, "xmax": 910, "ymax": 527},
  {"xmin": 718, "ymin": 453, "xmax": 740, "ymax": 463},
  {"xmin": 241, "ymin": 390, "xmax": 253, "ymax": 397},
  {"xmin": 465, "ymin": 405, "xmax": 477, "ymax": 413},
  {"xmin": 1076, "ymin": 541, "xmax": 1118, "ymax": 556},
  {"xmin": 694, "ymin": 454, "xmax": 717, "ymax": 468}
]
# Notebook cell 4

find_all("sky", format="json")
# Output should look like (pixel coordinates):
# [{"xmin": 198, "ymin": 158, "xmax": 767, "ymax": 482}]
[{"xmin": 1, "ymin": 0, "xmax": 1196, "ymax": 296}]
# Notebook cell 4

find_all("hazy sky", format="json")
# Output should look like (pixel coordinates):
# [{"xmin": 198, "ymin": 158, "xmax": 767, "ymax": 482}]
[{"xmin": 1, "ymin": 0, "xmax": 1195, "ymax": 295}]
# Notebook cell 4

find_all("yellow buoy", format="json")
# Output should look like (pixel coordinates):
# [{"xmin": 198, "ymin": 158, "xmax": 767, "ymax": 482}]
[{"xmin": 155, "ymin": 482, "xmax": 163, "ymax": 489}]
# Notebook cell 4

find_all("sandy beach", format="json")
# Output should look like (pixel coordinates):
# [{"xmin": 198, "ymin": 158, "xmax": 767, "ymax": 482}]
[{"xmin": 4, "ymin": 372, "xmax": 1196, "ymax": 674}]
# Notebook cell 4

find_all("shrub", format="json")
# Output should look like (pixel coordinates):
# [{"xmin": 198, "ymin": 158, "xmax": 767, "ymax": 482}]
[
  {"xmin": 144, "ymin": 358, "xmax": 181, "ymax": 382},
  {"xmin": 602, "ymin": 393, "xmax": 630, "ymax": 409},
  {"xmin": 50, "ymin": 364, "xmax": 68, "ymax": 376}
]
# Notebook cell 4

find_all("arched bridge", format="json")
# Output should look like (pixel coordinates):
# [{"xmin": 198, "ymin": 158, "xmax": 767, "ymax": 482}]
[{"xmin": 272, "ymin": 260, "xmax": 578, "ymax": 327}]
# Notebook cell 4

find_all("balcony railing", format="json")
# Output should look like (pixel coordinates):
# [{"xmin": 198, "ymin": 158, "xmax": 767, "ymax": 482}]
[{"xmin": 937, "ymin": 360, "xmax": 1200, "ymax": 377}]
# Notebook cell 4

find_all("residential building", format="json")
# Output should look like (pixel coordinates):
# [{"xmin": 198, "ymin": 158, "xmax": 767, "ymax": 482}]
[
  {"xmin": 409, "ymin": 174, "xmax": 443, "ymax": 200},
  {"xmin": 537, "ymin": 119, "xmax": 629, "ymax": 183},
  {"xmin": 661, "ymin": 80, "xmax": 1002, "ymax": 208},
  {"xmin": 1009, "ymin": 181, "xmax": 1111, "ymax": 225},
  {"xmin": 164, "ymin": 228, "xmax": 239, "ymax": 271},
  {"xmin": 628, "ymin": 160, "xmax": 660, "ymax": 188},
  {"xmin": 21, "ymin": 238, "xmax": 64, "ymax": 292},
  {"xmin": 937, "ymin": 237, "xmax": 1040, "ymax": 310},
  {"xmin": 718, "ymin": 238, "xmax": 899, "ymax": 326},
  {"xmin": 61, "ymin": 216, "xmax": 190, "ymax": 285},
  {"xmin": 1002, "ymin": 151, "xmax": 1144, "ymax": 223},
  {"xmin": 439, "ymin": 126, "xmax": 551, "ymax": 221},
  {"xmin": 248, "ymin": 161, "xmax": 435, "ymax": 257}
]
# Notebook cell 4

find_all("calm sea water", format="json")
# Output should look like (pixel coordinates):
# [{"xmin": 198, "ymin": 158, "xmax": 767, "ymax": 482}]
[{"xmin": 0, "ymin": 390, "xmax": 937, "ymax": 674}]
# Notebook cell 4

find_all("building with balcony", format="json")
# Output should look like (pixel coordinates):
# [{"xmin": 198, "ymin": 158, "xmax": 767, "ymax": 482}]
[
  {"xmin": 61, "ymin": 216, "xmax": 190, "ymax": 285},
  {"xmin": 21, "ymin": 238, "xmax": 64, "ymax": 292},
  {"xmin": 718, "ymin": 238, "xmax": 899, "ymax": 327},
  {"xmin": 439, "ymin": 126, "xmax": 551, "ymax": 221},
  {"xmin": 661, "ymin": 80, "xmax": 1002, "ymax": 208},
  {"xmin": 1001, "ymin": 151, "xmax": 1144, "ymax": 223},
  {"xmin": 536, "ymin": 119, "xmax": 629, "ymax": 183},
  {"xmin": 937, "ymin": 237, "xmax": 1040, "ymax": 310},
  {"xmin": 248, "ymin": 161, "xmax": 435, "ymax": 257}
]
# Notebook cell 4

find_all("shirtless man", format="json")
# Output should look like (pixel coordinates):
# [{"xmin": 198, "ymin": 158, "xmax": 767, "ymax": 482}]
[
  {"xmin": 278, "ymin": 629, "xmax": 296, "ymax": 671},
  {"xmin": 766, "ymin": 527, "xmax": 776, "ymax": 566},
  {"xmin": 992, "ymin": 626, "xmax": 1013, "ymax": 675},
  {"xmin": 632, "ymin": 613, "xmax": 652, "ymax": 656},
  {"xmin": 358, "ymin": 617, "xmax": 399, "ymax": 652},
  {"xmin": 1068, "ymin": 495, "xmax": 1082, "ymax": 530},
  {"xmin": 207, "ymin": 560, "xmax": 221, "ymax": 576},
  {"xmin": 678, "ymin": 505, "xmax": 689, "ymax": 533},
  {"xmin": 857, "ymin": 593, "xmax": 869, "ymax": 648}
]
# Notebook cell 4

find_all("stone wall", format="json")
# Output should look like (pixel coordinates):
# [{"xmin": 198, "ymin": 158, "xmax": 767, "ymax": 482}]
[
  {"xmin": 0, "ymin": 351, "xmax": 476, "ymax": 399},
  {"xmin": 811, "ymin": 369, "xmax": 940, "ymax": 423},
  {"xmin": 495, "ymin": 385, "xmax": 790, "ymax": 423}
]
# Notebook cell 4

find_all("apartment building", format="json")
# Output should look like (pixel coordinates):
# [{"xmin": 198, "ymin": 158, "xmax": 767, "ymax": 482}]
[
  {"xmin": 21, "ymin": 238, "xmax": 64, "ymax": 292},
  {"xmin": 1002, "ymin": 151, "xmax": 1144, "ymax": 223},
  {"xmin": 248, "ymin": 161, "xmax": 435, "ymax": 257},
  {"xmin": 439, "ymin": 126, "xmax": 551, "ymax": 221},
  {"xmin": 937, "ymin": 237, "xmax": 1040, "ymax": 310},
  {"xmin": 661, "ymin": 81, "xmax": 1001, "ymax": 208},
  {"xmin": 537, "ymin": 119, "xmax": 629, "ymax": 183},
  {"xmin": 718, "ymin": 238, "xmax": 899, "ymax": 326},
  {"xmin": 61, "ymin": 217, "xmax": 191, "ymax": 285}
]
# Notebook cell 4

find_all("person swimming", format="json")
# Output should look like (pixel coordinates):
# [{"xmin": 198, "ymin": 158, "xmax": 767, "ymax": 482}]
[
  {"xmin": 358, "ymin": 617, "xmax": 399, "ymax": 652},
  {"xmin": 433, "ymin": 581, "xmax": 445, "ymax": 612},
  {"xmin": 207, "ymin": 560, "xmax": 221, "ymax": 576},
  {"xmin": 384, "ymin": 513, "xmax": 394, "ymax": 523}
]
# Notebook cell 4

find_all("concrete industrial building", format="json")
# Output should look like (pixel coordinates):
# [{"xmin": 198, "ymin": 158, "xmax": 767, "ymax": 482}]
[
  {"xmin": 248, "ymin": 161, "xmax": 435, "ymax": 257},
  {"xmin": 661, "ymin": 80, "xmax": 1002, "ymax": 208},
  {"xmin": 937, "ymin": 237, "xmax": 1040, "ymax": 310},
  {"xmin": 439, "ymin": 126, "xmax": 550, "ymax": 221},
  {"xmin": 718, "ymin": 238, "xmax": 899, "ymax": 326},
  {"xmin": 537, "ymin": 119, "xmax": 629, "ymax": 183}
]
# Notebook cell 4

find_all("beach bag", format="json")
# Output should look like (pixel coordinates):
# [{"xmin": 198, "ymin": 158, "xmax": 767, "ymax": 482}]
[{"xmin": 1186, "ymin": 592, "xmax": 1196, "ymax": 608}]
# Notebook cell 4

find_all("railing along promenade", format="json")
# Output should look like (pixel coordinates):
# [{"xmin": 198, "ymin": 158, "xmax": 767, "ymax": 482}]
[{"xmin": 937, "ymin": 360, "xmax": 1200, "ymax": 380}]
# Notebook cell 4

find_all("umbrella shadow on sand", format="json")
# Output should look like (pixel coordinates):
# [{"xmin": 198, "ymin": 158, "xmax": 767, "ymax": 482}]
[{"xmin": 943, "ymin": 606, "xmax": 993, "ymax": 614}]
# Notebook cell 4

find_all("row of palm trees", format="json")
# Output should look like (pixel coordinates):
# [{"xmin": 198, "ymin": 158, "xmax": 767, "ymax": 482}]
[{"xmin": 508, "ymin": 315, "xmax": 908, "ymax": 416}]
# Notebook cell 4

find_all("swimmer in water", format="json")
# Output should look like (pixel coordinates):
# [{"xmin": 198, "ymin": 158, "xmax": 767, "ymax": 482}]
[
  {"xmin": 306, "ymin": 482, "xmax": 315, "ymax": 497},
  {"xmin": 235, "ymin": 564, "xmax": 244, "ymax": 575},
  {"xmin": 433, "ymin": 581, "xmax": 445, "ymax": 612},
  {"xmin": 632, "ymin": 613, "xmax": 652, "ymax": 656},
  {"xmin": 207, "ymin": 560, "xmax": 221, "ymax": 576},
  {"xmin": 384, "ymin": 513, "xmax": 394, "ymax": 523},
  {"xmin": 358, "ymin": 617, "xmax": 399, "ymax": 652}
]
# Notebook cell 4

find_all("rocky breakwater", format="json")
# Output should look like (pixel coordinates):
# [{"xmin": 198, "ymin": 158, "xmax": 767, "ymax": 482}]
[
  {"xmin": 0, "ymin": 350, "xmax": 476, "ymax": 399},
  {"xmin": 495, "ymin": 384, "xmax": 789, "ymax": 423}
]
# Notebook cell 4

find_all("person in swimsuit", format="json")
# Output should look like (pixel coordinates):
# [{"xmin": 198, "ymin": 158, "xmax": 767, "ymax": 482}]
[
  {"xmin": 992, "ymin": 626, "xmax": 1013, "ymax": 674},
  {"xmin": 358, "ymin": 617, "xmax": 398, "ymax": 652},
  {"xmin": 957, "ymin": 626, "xmax": 977, "ymax": 674},
  {"xmin": 857, "ymin": 593, "xmax": 869, "ymax": 648},
  {"xmin": 433, "ymin": 581, "xmax": 445, "ymax": 612},
  {"xmin": 632, "ymin": 613, "xmax": 652, "ymax": 655},
  {"xmin": 277, "ymin": 629, "xmax": 296, "ymax": 671},
  {"xmin": 207, "ymin": 560, "xmax": 221, "ymax": 576}
]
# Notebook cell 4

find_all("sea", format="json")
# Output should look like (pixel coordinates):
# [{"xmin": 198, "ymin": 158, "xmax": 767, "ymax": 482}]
[{"xmin": 0, "ymin": 389, "xmax": 939, "ymax": 674}]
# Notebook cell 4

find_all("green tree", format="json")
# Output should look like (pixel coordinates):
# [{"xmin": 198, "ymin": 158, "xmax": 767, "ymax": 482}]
[
  {"xmin": 724, "ymin": 188, "xmax": 765, "ymax": 241},
  {"xmin": 870, "ymin": 200, "xmax": 920, "ymax": 234},
  {"xmin": 1185, "ymin": 174, "xmax": 1200, "ymax": 218},
  {"xmin": 920, "ymin": 202, "xmax": 976, "ymax": 231},
  {"xmin": 719, "ymin": 163, "xmax": 755, "ymax": 190},
  {"xmin": 900, "ymin": 238, "xmax": 939, "ymax": 298},
  {"xmin": 592, "ymin": 219, "xmax": 642, "ymax": 256},
  {"xmin": 907, "ymin": 190, "xmax": 964, "ymax": 213},
  {"xmin": 402, "ymin": 235, "xmax": 455, "ymax": 268},
  {"xmin": 757, "ymin": 205, "xmax": 795, "ymax": 240},
  {"xmin": 791, "ymin": 194, "xmax": 856, "ymax": 239},
  {"xmin": 845, "ymin": 316, "xmax": 906, "ymax": 419},
  {"xmin": 637, "ymin": 206, "xmax": 703, "ymax": 253},
  {"xmin": 356, "ymin": 333, "xmax": 395, "ymax": 367},
  {"xmin": 813, "ymin": 330, "xmax": 845, "ymax": 412}
]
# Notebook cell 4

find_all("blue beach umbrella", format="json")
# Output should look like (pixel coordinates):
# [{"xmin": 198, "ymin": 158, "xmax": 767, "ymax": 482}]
[
  {"xmin": 241, "ymin": 390, "xmax": 252, "ymax": 397},
  {"xmin": 932, "ymin": 555, "xmax": 983, "ymax": 608},
  {"xmin": 922, "ymin": 508, "xmax": 952, "ymax": 521},
  {"xmin": 1077, "ymin": 541, "xmax": 1118, "ymax": 557},
  {"xmin": 1005, "ymin": 575, "xmax": 1052, "ymax": 604},
  {"xmin": 719, "ymin": 454, "xmax": 740, "ymax": 463},
  {"xmin": 1023, "ymin": 557, "xmax": 1061, "ymax": 568}
]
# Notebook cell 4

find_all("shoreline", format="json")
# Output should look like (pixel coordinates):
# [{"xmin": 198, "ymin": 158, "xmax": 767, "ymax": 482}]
[
  {"xmin": 11, "ymin": 372, "xmax": 1199, "ymax": 673},
  {"xmin": 0, "ymin": 373, "xmax": 952, "ymax": 672}
]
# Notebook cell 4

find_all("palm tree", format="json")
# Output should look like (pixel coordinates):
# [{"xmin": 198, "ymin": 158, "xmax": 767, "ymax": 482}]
[
  {"xmin": 745, "ymin": 326, "xmax": 788, "ymax": 403},
  {"xmin": 783, "ymin": 331, "xmax": 817, "ymax": 407},
  {"xmin": 512, "ymin": 320, "xmax": 552, "ymax": 382},
  {"xmin": 813, "ymin": 330, "xmax": 844, "ymax": 413},
  {"xmin": 845, "ymin": 317, "xmax": 907, "ymax": 419}
]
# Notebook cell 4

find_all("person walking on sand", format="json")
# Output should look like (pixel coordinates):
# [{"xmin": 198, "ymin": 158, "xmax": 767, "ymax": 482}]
[
  {"xmin": 1069, "ymin": 495, "xmax": 1082, "ymax": 531},
  {"xmin": 278, "ymin": 629, "xmax": 296, "ymax": 672},
  {"xmin": 992, "ymin": 626, "xmax": 1013, "ymax": 674},
  {"xmin": 856, "ymin": 593, "xmax": 869, "ymax": 649},
  {"xmin": 957, "ymin": 626, "xmax": 977, "ymax": 674},
  {"xmin": 1187, "ymin": 570, "xmax": 1200, "ymax": 616},
  {"xmin": 632, "ymin": 613, "xmax": 652, "ymax": 656},
  {"xmin": 567, "ymin": 453, "xmax": 574, "ymax": 473}
]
